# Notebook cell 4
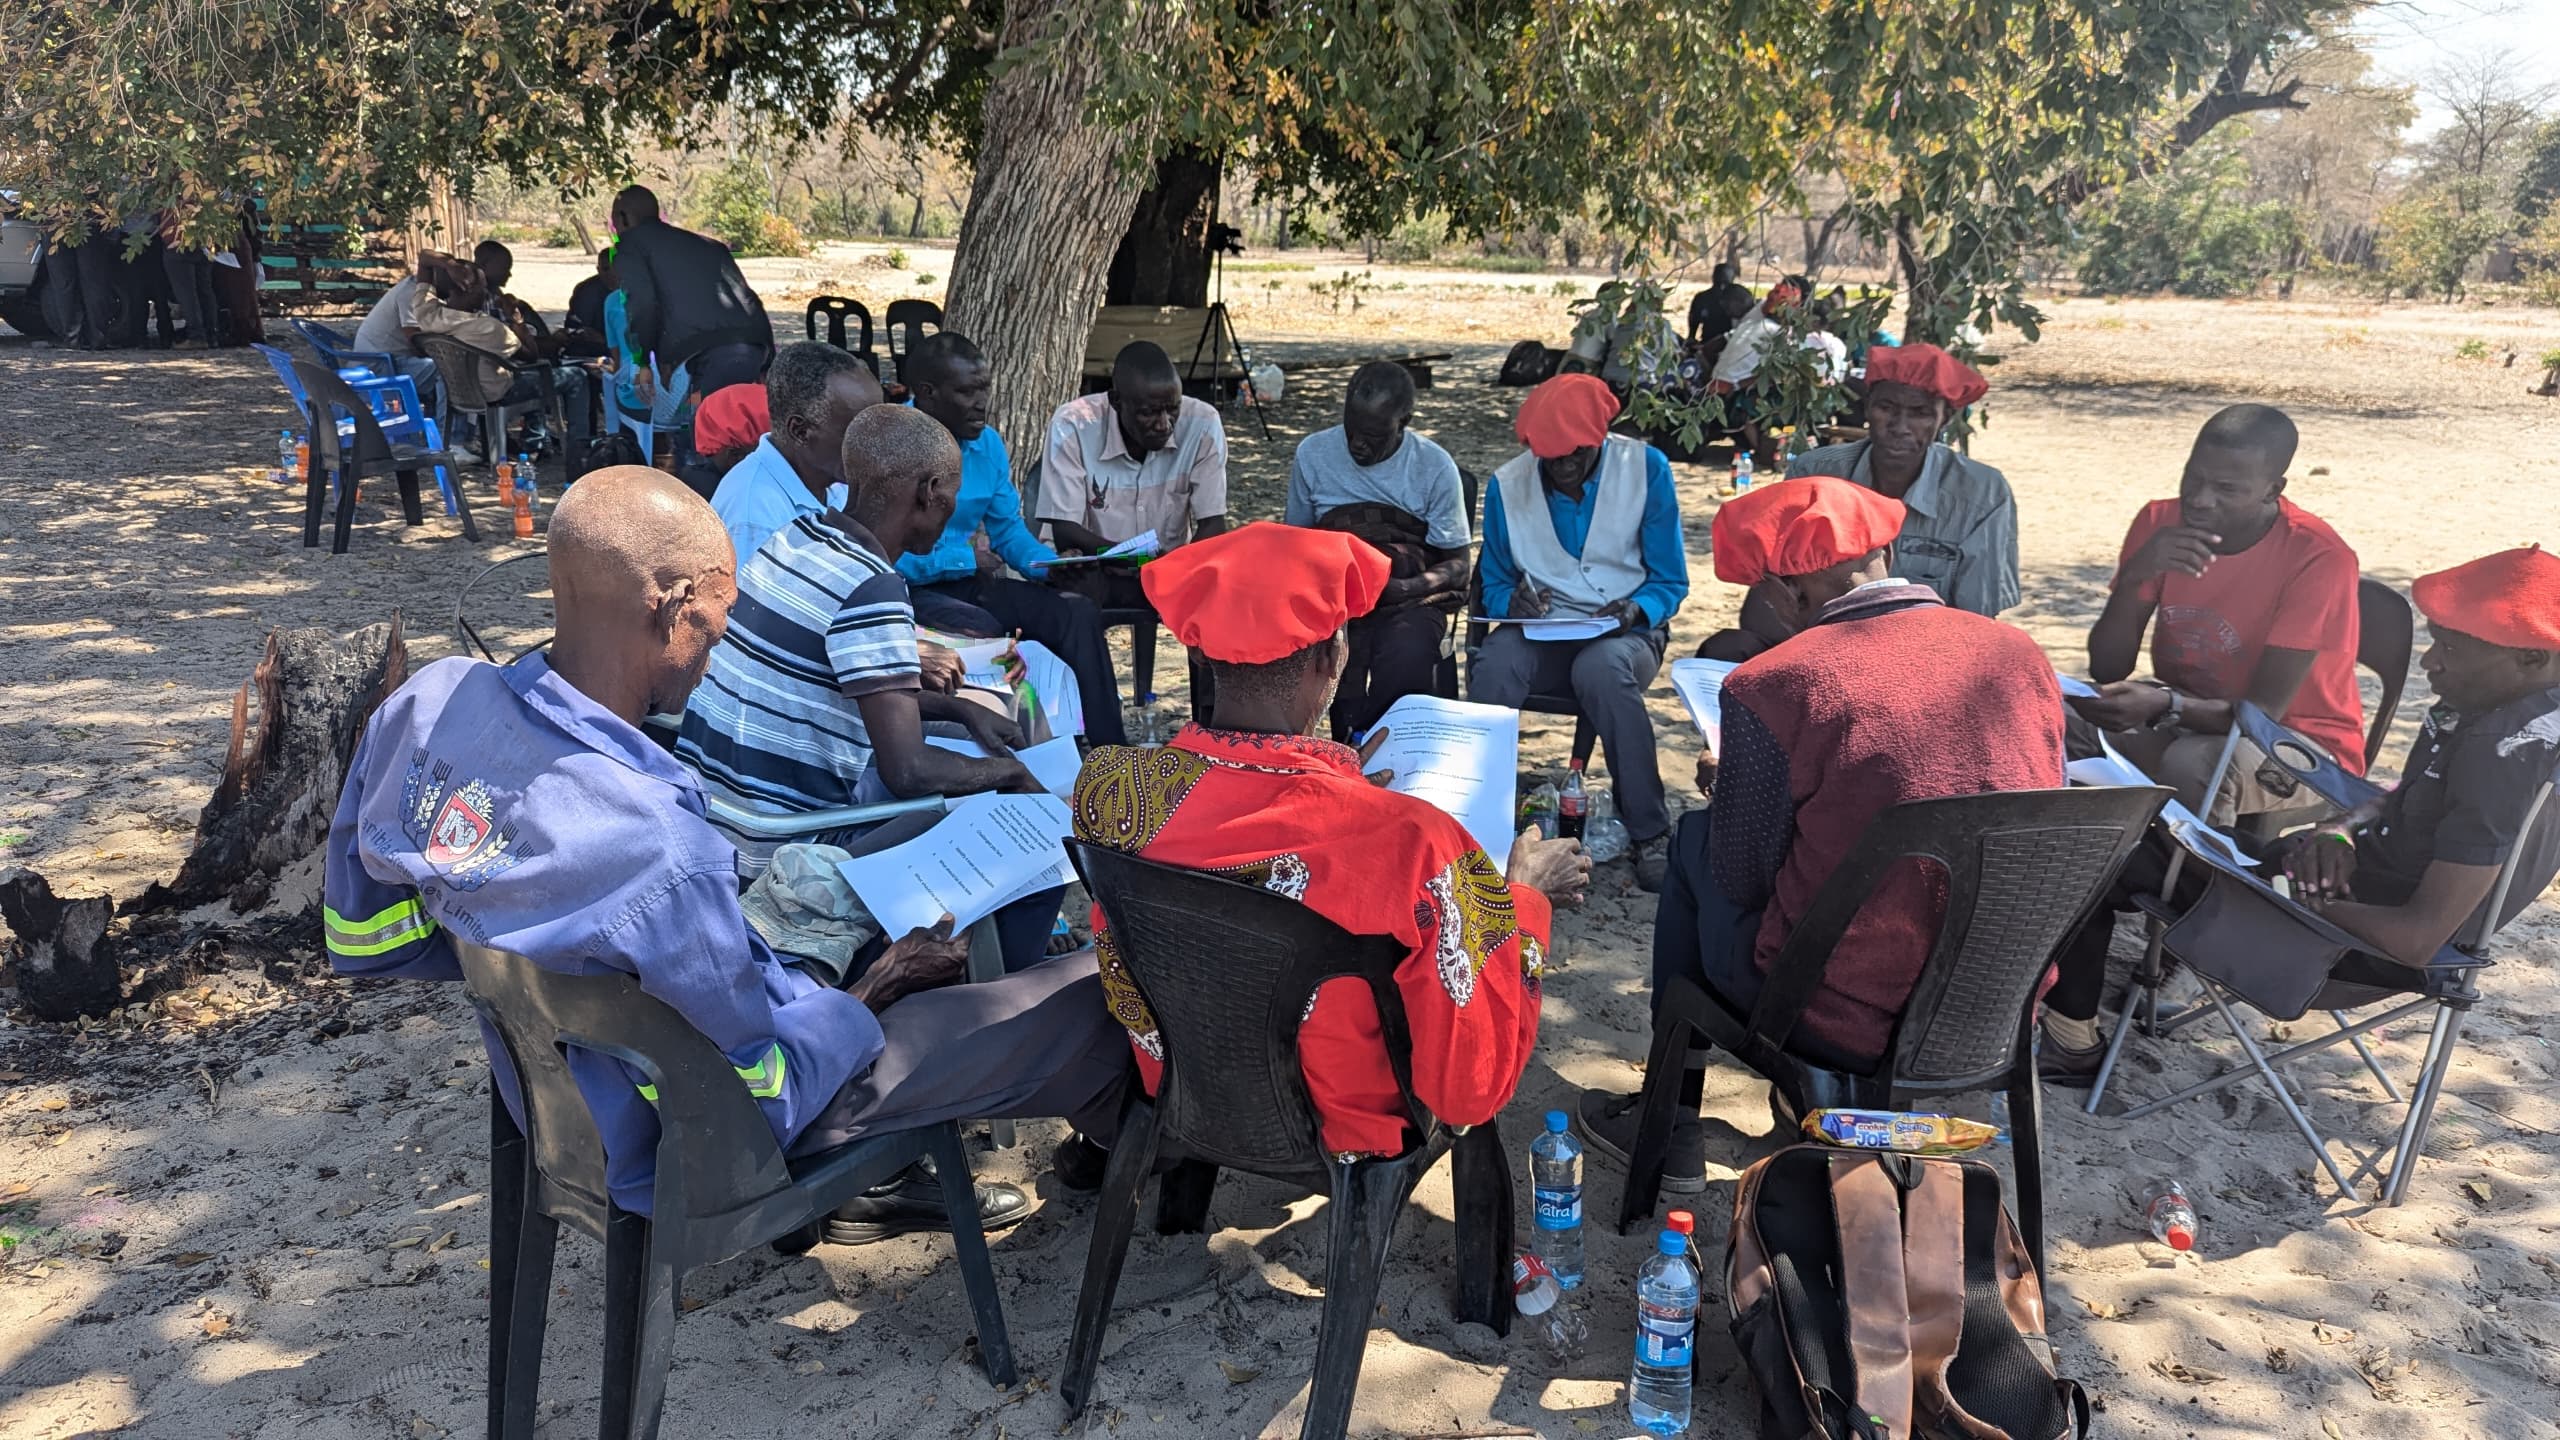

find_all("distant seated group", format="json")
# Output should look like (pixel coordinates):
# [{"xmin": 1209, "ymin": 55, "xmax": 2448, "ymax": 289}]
[{"xmin": 323, "ymin": 283, "xmax": 2560, "ymax": 1257}]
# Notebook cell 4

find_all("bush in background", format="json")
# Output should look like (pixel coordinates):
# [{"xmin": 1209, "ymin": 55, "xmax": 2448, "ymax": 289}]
[{"xmin": 2078, "ymin": 144, "xmax": 2302, "ymax": 298}]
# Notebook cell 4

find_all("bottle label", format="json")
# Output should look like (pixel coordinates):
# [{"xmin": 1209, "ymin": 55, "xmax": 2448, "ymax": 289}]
[
  {"xmin": 1532, "ymin": 1185, "xmax": 1581, "ymax": 1229},
  {"xmin": 1636, "ymin": 1305, "xmax": 1695, "ymax": 1368}
]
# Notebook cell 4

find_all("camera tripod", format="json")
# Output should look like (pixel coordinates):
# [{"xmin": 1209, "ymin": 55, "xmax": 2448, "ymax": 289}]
[{"xmin": 1180, "ymin": 228, "xmax": 1270, "ymax": 441}]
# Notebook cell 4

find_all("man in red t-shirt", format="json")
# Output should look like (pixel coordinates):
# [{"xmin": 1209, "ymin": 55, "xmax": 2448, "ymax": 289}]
[{"xmin": 2071, "ymin": 405, "xmax": 2364, "ymax": 820}]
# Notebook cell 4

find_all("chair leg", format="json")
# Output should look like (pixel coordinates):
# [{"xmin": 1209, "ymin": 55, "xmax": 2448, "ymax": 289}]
[
  {"xmin": 1302, "ymin": 1159, "xmax": 1407, "ymax": 1440},
  {"xmin": 330, "ymin": 465, "xmax": 360, "ymax": 554},
  {"xmin": 2008, "ymin": 1009, "xmax": 2048, "ymax": 1280},
  {"xmin": 1154, "ymin": 1159, "xmax": 1219, "ymax": 1235},
  {"xmin": 396, "ymin": 467, "xmax": 426, "ymax": 526},
  {"xmin": 2335, "ymin": 1010, "xmax": 2405, "ymax": 1103},
  {"xmin": 1450, "ymin": 1123, "xmax": 1514, "ymax": 1335},
  {"xmin": 1130, "ymin": 621, "xmax": 1158, "ymax": 709},
  {"xmin": 487, "ymin": 1095, "xmax": 531, "ymax": 1439},
  {"xmin": 448, "ymin": 462, "xmax": 480, "ymax": 542},
  {"xmin": 2382, "ymin": 1004, "xmax": 2466, "ymax": 1207},
  {"xmin": 962, "ymin": 919, "xmax": 1015, "ymax": 1150},
  {"xmin": 597, "ymin": 1209, "xmax": 679, "ymax": 1440},
  {"xmin": 1061, "ymin": 1095, "xmax": 1160, "ymax": 1418},
  {"xmin": 2203, "ymin": 983, "xmax": 2359, "ymax": 1199},
  {"xmin": 2084, "ymin": 975, "xmax": 2150, "ymax": 1115},
  {"xmin": 301, "ymin": 453, "xmax": 327, "ymax": 548},
  {"xmin": 926, "ymin": 1123, "xmax": 1017, "ymax": 1387},
  {"xmin": 1617, "ymin": 1009, "xmax": 1693, "ymax": 1234}
]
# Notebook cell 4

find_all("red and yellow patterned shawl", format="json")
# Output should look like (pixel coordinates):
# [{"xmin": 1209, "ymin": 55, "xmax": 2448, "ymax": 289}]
[{"xmin": 1071, "ymin": 724, "xmax": 1551, "ymax": 1156}]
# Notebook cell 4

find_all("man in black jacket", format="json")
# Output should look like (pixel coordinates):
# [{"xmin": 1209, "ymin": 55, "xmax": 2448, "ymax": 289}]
[{"xmin": 607, "ymin": 185, "xmax": 774, "ymax": 399}]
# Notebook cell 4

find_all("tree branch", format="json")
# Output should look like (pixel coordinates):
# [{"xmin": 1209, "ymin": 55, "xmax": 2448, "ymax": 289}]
[{"xmin": 859, "ymin": 14, "xmax": 957, "ymax": 128}]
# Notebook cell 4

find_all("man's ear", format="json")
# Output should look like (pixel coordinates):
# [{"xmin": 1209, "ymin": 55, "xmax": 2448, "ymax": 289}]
[
  {"xmin": 654, "ymin": 576, "xmax": 697, "ymax": 634},
  {"xmin": 2268, "ymin": 472, "xmax": 2290, "ymax": 500}
]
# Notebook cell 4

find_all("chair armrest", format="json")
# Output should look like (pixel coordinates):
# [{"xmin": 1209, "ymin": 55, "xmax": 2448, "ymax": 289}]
[
  {"xmin": 2231, "ymin": 701, "xmax": 2384, "ymax": 813},
  {"xmin": 703, "ymin": 794, "xmax": 947, "ymax": 840}
]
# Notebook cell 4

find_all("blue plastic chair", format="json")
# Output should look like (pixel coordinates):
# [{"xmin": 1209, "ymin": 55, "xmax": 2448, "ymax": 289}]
[
  {"xmin": 290, "ymin": 317, "xmax": 402, "ymax": 379},
  {"xmin": 255, "ymin": 343, "xmax": 462, "ymax": 520}
]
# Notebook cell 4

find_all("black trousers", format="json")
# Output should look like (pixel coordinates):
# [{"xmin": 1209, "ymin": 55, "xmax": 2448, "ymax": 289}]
[
  {"xmin": 73, "ymin": 229, "xmax": 126, "ymax": 347},
  {"xmin": 159, "ymin": 247, "xmax": 220, "ymax": 344},
  {"xmin": 911, "ymin": 574, "xmax": 1129, "ymax": 746},
  {"xmin": 1329, "ymin": 604, "xmax": 1452, "ymax": 741}
]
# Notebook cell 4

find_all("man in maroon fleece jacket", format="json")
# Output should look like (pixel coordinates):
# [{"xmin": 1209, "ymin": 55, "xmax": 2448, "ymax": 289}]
[{"xmin": 1579, "ymin": 478, "xmax": 2065, "ymax": 1196}]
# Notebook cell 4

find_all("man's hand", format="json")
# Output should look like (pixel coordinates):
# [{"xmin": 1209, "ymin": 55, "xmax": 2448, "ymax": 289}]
[
  {"xmin": 1695, "ymin": 751, "xmax": 1718, "ymax": 797},
  {"xmin": 990, "ymin": 755, "xmax": 1044, "ymax": 793},
  {"xmin": 1379, "ymin": 574, "xmax": 1427, "ymax": 606},
  {"xmin": 972, "ymin": 527, "xmax": 1003, "ymax": 577},
  {"xmin": 1507, "ymin": 829, "xmax": 1592, "ymax": 907},
  {"xmin": 918, "ymin": 641, "xmax": 966, "ymax": 694},
  {"xmin": 2068, "ymin": 681, "xmax": 2174, "ymax": 733},
  {"xmin": 632, "ymin": 362, "xmax": 657, "ymax": 404},
  {"xmin": 2125, "ymin": 523, "xmax": 2221, "ymax": 585},
  {"xmin": 846, "ymin": 914, "xmax": 969, "ymax": 1010},
  {"xmin": 1597, "ymin": 598, "xmax": 1643, "ymax": 634},
  {"xmin": 1357, "ymin": 726, "xmax": 1395, "ymax": 788},
  {"xmin": 956, "ymin": 702, "xmax": 1026, "ymax": 756},
  {"xmin": 1506, "ymin": 583, "xmax": 1551, "ymax": 620},
  {"xmin": 2280, "ymin": 826, "xmax": 2360, "ymax": 907}
]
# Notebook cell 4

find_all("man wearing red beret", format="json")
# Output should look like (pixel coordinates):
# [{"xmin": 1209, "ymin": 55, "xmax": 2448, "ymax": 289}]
[
  {"xmin": 1783, "ymin": 342, "xmax": 2018, "ymax": 620},
  {"xmin": 1472, "ymin": 373, "xmax": 1691, "ymax": 890},
  {"xmin": 1063, "ymin": 523, "xmax": 1590, "ymax": 1180},
  {"xmin": 2069, "ymin": 404, "xmax": 2365, "ymax": 822},
  {"xmin": 1576, "ymin": 480, "xmax": 2063, "ymax": 1194}
]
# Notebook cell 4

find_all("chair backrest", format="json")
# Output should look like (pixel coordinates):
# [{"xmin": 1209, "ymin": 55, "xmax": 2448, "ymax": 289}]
[
  {"xmin": 883, "ymin": 299, "xmax": 941, "ymax": 363},
  {"xmin": 255, "ymin": 342, "xmax": 309, "ymax": 411},
  {"xmin": 292, "ymin": 317, "xmax": 357, "ymax": 365},
  {"xmin": 2356, "ymin": 577, "xmax": 2415, "ymax": 767},
  {"xmin": 291, "ymin": 358, "xmax": 397, "ymax": 468},
  {"xmin": 1758, "ymin": 787, "xmax": 2170, "ymax": 1091},
  {"xmin": 805, "ymin": 295, "xmax": 874, "ymax": 355},
  {"xmin": 2468, "ymin": 780, "xmax": 2555, "ymax": 951},
  {"xmin": 415, "ymin": 333, "xmax": 512, "ymax": 411},
  {"xmin": 1068, "ymin": 841, "xmax": 1420, "ymax": 1181},
  {"xmin": 455, "ymin": 941, "xmax": 796, "ymax": 1231}
]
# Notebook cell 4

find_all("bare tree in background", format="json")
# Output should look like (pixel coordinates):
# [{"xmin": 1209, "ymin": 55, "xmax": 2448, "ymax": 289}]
[{"xmin": 2422, "ymin": 48, "xmax": 2558, "ymax": 201}]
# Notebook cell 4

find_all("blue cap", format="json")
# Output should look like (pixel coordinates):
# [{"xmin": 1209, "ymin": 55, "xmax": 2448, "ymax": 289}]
[
  {"xmin": 1658, "ymin": 1230, "xmax": 1687, "ymax": 1257},
  {"xmin": 1545, "ymin": 1110, "xmax": 1569, "ymax": 1133}
]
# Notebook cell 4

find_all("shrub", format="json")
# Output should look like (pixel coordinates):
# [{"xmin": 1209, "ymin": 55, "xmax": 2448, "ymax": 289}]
[
  {"xmin": 1451, "ymin": 254, "xmax": 1547, "ymax": 273},
  {"xmin": 696, "ymin": 157, "xmax": 808, "ymax": 258},
  {"xmin": 539, "ymin": 221, "xmax": 580, "ymax": 249},
  {"xmin": 1377, "ymin": 212, "xmax": 1447, "ymax": 263},
  {"xmin": 2378, "ymin": 185, "xmax": 2510, "ymax": 302},
  {"xmin": 883, "ymin": 246, "xmax": 909, "ymax": 270},
  {"xmin": 914, "ymin": 273, "xmax": 936, "ymax": 287},
  {"xmin": 2454, "ymin": 337, "xmax": 2492, "ymax": 361},
  {"xmin": 2078, "ymin": 143, "xmax": 2300, "ymax": 298}
]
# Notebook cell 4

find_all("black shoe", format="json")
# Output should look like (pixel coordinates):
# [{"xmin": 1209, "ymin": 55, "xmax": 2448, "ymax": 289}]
[
  {"xmin": 820, "ymin": 1155, "xmax": 1035, "ymax": 1246},
  {"xmin": 1051, "ymin": 1133, "xmax": 1109, "ymax": 1194},
  {"xmin": 1575, "ymin": 1088, "xmax": 1706, "ymax": 1195},
  {"xmin": 2038, "ymin": 1031, "xmax": 2107, "ymax": 1089},
  {"xmin": 1632, "ymin": 836, "xmax": 1670, "ymax": 893}
]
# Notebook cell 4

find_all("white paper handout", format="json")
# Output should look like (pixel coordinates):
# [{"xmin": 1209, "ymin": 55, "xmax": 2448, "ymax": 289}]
[
  {"xmin": 1366, "ymin": 694, "xmax": 1522, "ymax": 868},
  {"xmin": 922, "ymin": 733, "xmax": 1087, "ymax": 798},
  {"xmin": 2065, "ymin": 734, "xmax": 2258, "ymax": 869},
  {"xmin": 1668, "ymin": 658, "xmax": 1739, "ymax": 755},
  {"xmin": 1468, "ymin": 615, "xmax": 1619, "ymax": 643},
  {"xmin": 945, "ymin": 637, "xmax": 1086, "ymax": 739},
  {"xmin": 1101, "ymin": 530, "xmax": 1159, "ymax": 559},
  {"xmin": 835, "ymin": 792, "xmax": 1075, "ymax": 936}
]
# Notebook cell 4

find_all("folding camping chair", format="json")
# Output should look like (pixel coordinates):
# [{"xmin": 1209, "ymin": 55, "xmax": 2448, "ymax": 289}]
[{"xmin": 2097, "ymin": 700, "xmax": 2555, "ymax": 1204}]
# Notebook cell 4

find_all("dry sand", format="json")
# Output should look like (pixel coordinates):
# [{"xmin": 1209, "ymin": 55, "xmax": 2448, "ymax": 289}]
[{"xmin": 2, "ymin": 255, "xmax": 2558, "ymax": 1439}]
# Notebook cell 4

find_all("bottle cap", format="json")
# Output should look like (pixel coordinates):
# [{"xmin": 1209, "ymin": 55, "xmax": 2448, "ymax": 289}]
[
  {"xmin": 1544, "ymin": 1110, "xmax": 1569, "ymax": 1134},
  {"xmin": 2162, "ymin": 1223, "xmax": 2194, "ymax": 1252},
  {"xmin": 1666, "ymin": 1210, "xmax": 1694, "ymax": 1235},
  {"xmin": 1568, "ymin": 758, "xmax": 1586, "ymax": 771},
  {"xmin": 1657, "ymin": 1230, "xmax": 1687, "ymax": 1257}
]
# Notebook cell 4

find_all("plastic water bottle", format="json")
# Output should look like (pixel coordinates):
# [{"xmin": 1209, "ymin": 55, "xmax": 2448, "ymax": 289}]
[
  {"xmin": 1512, "ymin": 1251, "xmax": 1590, "ymax": 1362},
  {"xmin": 1630, "ymin": 1229, "xmax": 1699, "ymax": 1434},
  {"xmin": 276, "ymin": 429, "xmax": 297, "ymax": 484},
  {"xmin": 1557, "ymin": 762, "xmax": 1589, "ymax": 841},
  {"xmin": 1732, "ymin": 451, "xmax": 1754, "ymax": 493},
  {"xmin": 517, "ymin": 453, "xmax": 537, "ymax": 513},
  {"xmin": 2141, "ymin": 1180, "xmax": 2199, "ymax": 1252},
  {"xmin": 1529, "ymin": 1110, "xmax": 1585, "ymax": 1289},
  {"xmin": 1582, "ymin": 787, "xmax": 1630, "ymax": 864},
  {"xmin": 1519, "ymin": 782, "xmax": 1560, "ymax": 840}
]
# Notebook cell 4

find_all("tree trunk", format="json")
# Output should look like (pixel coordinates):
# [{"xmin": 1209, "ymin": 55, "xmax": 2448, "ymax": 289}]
[
  {"xmin": 908, "ymin": 191, "xmax": 926, "ymax": 239},
  {"xmin": 943, "ymin": 0, "xmax": 1170, "ymax": 481},
  {"xmin": 1106, "ymin": 148, "xmax": 1221, "ymax": 307}
]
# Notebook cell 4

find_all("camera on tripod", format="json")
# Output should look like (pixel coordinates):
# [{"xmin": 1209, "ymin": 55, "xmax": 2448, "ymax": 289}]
[{"xmin": 1209, "ymin": 222, "xmax": 1245, "ymax": 258}]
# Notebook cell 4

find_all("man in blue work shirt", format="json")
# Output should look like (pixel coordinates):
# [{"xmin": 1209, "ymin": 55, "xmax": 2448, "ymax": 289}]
[
  {"xmin": 708, "ymin": 341, "xmax": 885, "ymax": 562},
  {"xmin": 1469, "ymin": 373, "xmax": 1690, "ymax": 892},
  {"xmin": 897, "ymin": 333, "xmax": 1127, "ymax": 745},
  {"xmin": 323, "ymin": 466, "xmax": 1127, "ymax": 1244}
]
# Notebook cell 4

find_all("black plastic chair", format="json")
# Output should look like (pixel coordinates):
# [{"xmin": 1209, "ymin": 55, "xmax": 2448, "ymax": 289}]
[
  {"xmin": 804, "ymin": 295, "xmax": 878, "ymax": 375},
  {"xmin": 1059, "ymin": 843, "xmax": 1512, "ymax": 1440},
  {"xmin": 2355, "ymin": 576, "xmax": 2414, "ymax": 768},
  {"xmin": 293, "ymin": 359, "xmax": 469, "ymax": 552},
  {"xmin": 884, "ymin": 298, "xmax": 942, "ymax": 380},
  {"xmin": 457, "ymin": 941, "xmax": 1015, "ymax": 1440},
  {"xmin": 417, "ymin": 333, "xmax": 558, "ymax": 477},
  {"xmin": 1617, "ymin": 787, "xmax": 2169, "ymax": 1277}
]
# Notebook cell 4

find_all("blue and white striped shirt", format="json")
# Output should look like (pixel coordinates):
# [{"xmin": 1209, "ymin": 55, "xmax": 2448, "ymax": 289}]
[{"xmin": 676, "ymin": 514, "xmax": 921, "ymax": 874}]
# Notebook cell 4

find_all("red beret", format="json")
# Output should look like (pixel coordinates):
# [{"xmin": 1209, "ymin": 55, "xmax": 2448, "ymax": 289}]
[
  {"xmin": 1141, "ymin": 522, "xmax": 1391, "ymax": 665},
  {"xmin": 2413, "ymin": 546, "xmax": 2560, "ymax": 651},
  {"xmin": 1711, "ymin": 477, "xmax": 1909, "ymax": 584},
  {"xmin": 693, "ymin": 383, "xmax": 770, "ymax": 455},
  {"xmin": 1515, "ymin": 373, "xmax": 1620, "ymax": 459},
  {"xmin": 1862, "ymin": 343, "xmax": 1989, "ymax": 411}
]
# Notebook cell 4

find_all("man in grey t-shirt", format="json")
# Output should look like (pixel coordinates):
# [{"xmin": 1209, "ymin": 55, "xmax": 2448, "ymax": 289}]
[{"xmin": 1285, "ymin": 362, "xmax": 1472, "ymax": 738}]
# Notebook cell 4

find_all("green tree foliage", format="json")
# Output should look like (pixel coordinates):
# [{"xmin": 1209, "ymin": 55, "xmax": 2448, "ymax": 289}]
[
  {"xmin": 2516, "ymin": 119, "xmax": 2560, "ymax": 227},
  {"xmin": 2378, "ymin": 184, "xmax": 2511, "ymax": 301},
  {"xmin": 691, "ymin": 157, "xmax": 809, "ymax": 258},
  {"xmin": 2079, "ymin": 141, "xmax": 2305, "ymax": 297}
]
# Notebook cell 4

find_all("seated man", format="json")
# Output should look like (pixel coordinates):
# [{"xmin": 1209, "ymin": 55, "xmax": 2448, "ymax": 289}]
[
  {"xmin": 409, "ymin": 261, "xmax": 593, "ymax": 464},
  {"xmin": 899, "ymin": 332, "xmax": 1126, "ymax": 746},
  {"xmin": 1686, "ymin": 262, "xmax": 1751, "ymax": 349},
  {"xmin": 1065, "ymin": 524, "xmax": 1588, "ymax": 1180},
  {"xmin": 2041, "ymin": 546, "xmax": 2560, "ymax": 1078},
  {"xmin": 680, "ymin": 406, "xmax": 1038, "ymax": 878},
  {"xmin": 1034, "ymin": 340, "xmax": 1231, "ymax": 616},
  {"xmin": 324, "ymin": 467, "xmax": 1127, "ymax": 1244},
  {"xmin": 2070, "ymin": 404, "xmax": 2365, "ymax": 820},
  {"xmin": 1469, "ymin": 373, "xmax": 1689, "ymax": 890},
  {"xmin": 708, "ymin": 341, "xmax": 884, "ymax": 561},
  {"xmin": 560, "ymin": 246, "xmax": 616, "ymax": 358},
  {"xmin": 351, "ymin": 249, "xmax": 462, "ymax": 432},
  {"xmin": 1284, "ymin": 360, "xmax": 1471, "ymax": 740},
  {"xmin": 1574, "ymin": 479, "xmax": 2064, "ymax": 1190}
]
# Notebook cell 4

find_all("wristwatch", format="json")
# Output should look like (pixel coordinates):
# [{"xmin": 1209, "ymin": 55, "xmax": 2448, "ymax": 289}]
[{"xmin": 2147, "ymin": 686, "xmax": 2185, "ymax": 733}]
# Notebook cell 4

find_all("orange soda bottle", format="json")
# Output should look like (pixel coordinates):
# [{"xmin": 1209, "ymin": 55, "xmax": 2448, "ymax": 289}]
[{"xmin": 496, "ymin": 458, "xmax": 517, "ymax": 505}]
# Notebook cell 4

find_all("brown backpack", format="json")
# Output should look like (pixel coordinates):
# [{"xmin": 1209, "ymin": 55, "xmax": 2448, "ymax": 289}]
[{"xmin": 1727, "ymin": 1145, "xmax": 2090, "ymax": 1440}]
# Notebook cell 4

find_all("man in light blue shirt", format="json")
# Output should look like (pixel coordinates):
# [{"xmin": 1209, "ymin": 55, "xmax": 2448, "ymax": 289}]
[
  {"xmin": 897, "ymin": 333, "xmax": 1126, "ymax": 744},
  {"xmin": 707, "ymin": 341, "xmax": 883, "ymax": 562}
]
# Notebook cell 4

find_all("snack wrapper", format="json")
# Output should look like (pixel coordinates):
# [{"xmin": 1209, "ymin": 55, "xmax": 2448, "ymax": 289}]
[{"xmin": 1801, "ymin": 1108, "xmax": 2001, "ymax": 1155}]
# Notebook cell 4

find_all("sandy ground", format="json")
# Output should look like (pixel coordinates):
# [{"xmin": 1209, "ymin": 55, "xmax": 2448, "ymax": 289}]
[{"xmin": 3, "ymin": 258, "xmax": 2559, "ymax": 1439}]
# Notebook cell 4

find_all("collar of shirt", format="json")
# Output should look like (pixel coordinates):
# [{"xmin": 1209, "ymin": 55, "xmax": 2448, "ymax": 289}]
[
  {"xmin": 1172, "ymin": 724, "xmax": 1362, "ymax": 779},
  {"xmin": 1852, "ymin": 441, "xmax": 1951, "ymax": 519},
  {"xmin": 504, "ymin": 652, "xmax": 702, "ymax": 802},
  {"xmin": 1096, "ymin": 403, "xmax": 1140, "ymax": 466},
  {"xmin": 748, "ymin": 437, "xmax": 825, "ymax": 516}
]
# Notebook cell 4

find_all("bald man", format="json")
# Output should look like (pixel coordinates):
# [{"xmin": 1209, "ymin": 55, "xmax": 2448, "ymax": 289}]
[{"xmin": 324, "ymin": 466, "xmax": 1128, "ymax": 1245}]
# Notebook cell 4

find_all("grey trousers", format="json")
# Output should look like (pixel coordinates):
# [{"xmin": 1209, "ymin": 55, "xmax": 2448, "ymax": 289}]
[
  {"xmin": 1469, "ymin": 624, "xmax": 1670, "ymax": 841},
  {"xmin": 788, "ymin": 949, "xmax": 1131, "ymax": 1158}
]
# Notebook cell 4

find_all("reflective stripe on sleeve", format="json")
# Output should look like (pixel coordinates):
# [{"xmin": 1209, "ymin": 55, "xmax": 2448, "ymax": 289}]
[
  {"xmin": 734, "ymin": 1044, "xmax": 787, "ymax": 1100},
  {"xmin": 323, "ymin": 897, "xmax": 438, "ymax": 957}
]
